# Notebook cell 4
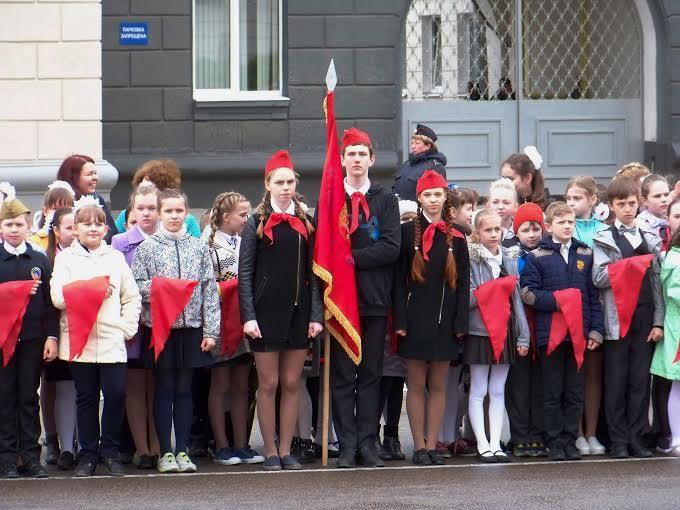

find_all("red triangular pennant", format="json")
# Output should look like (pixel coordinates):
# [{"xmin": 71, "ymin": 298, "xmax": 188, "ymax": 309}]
[
  {"xmin": 217, "ymin": 279, "xmax": 242, "ymax": 357},
  {"xmin": 548, "ymin": 288, "xmax": 586, "ymax": 370},
  {"xmin": 63, "ymin": 276, "xmax": 110, "ymax": 361},
  {"xmin": 608, "ymin": 254, "xmax": 654, "ymax": 339},
  {"xmin": 150, "ymin": 277, "xmax": 198, "ymax": 360},
  {"xmin": 474, "ymin": 275, "xmax": 518, "ymax": 363},
  {"xmin": 0, "ymin": 280, "xmax": 35, "ymax": 367}
]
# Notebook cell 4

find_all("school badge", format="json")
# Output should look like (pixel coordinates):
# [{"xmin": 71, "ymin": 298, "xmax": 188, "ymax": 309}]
[
  {"xmin": 576, "ymin": 260, "xmax": 585, "ymax": 271},
  {"xmin": 30, "ymin": 267, "xmax": 42, "ymax": 281}
]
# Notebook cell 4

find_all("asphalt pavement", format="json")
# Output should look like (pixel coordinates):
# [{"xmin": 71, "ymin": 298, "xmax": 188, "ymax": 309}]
[{"xmin": 2, "ymin": 455, "xmax": 679, "ymax": 510}]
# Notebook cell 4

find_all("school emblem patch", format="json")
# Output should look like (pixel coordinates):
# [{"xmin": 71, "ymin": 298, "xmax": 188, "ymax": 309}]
[{"xmin": 576, "ymin": 260, "xmax": 585, "ymax": 271}]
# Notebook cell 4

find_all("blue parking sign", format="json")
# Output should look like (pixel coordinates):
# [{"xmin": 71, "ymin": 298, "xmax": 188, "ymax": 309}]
[{"xmin": 119, "ymin": 22, "xmax": 148, "ymax": 46}]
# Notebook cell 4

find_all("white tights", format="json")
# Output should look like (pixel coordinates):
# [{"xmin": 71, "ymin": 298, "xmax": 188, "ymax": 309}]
[
  {"xmin": 669, "ymin": 380, "xmax": 680, "ymax": 447},
  {"xmin": 468, "ymin": 364, "xmax": 509, "ymax": 454},
  {"xmin": 54, "ymin": 381, "xmax": 77, "ymax": 453}
]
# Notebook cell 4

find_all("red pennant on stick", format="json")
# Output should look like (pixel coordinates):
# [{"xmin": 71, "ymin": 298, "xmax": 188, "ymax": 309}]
[
  {"xmin": 548, "ymin": 288, "xmax": 586, "ymax": 370},
  {"xmin": 63, "ymin": 276, "xmax": 110, "ymax": 361},
  {"xmin": 608, "ymin": 254, "xmax": 653, "ymax": 339},
  {"xmin": 474, "ymin": 275, "xmax": 518, "ymax": 363},
  {"xmin": 0, "ymin": 280, "xmax": 35, "ymax": 367},
  {"xmin": 150, "ymin": 277, "xmax": 198, "ymax": 360},
  {"xmin": 217, "ymin": 279, "xmax": 242, "ymax": 357}
]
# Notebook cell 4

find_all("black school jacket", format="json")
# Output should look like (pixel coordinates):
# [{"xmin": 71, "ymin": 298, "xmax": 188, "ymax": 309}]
[
  {"xmin": 0, "ymin": 243, "xmax": 59, "ymax": 341},
  {"xmin": 238, "ymin": 211, "xmax": 323, "ymax": 339},
  {"xmin": 346, "ymin": 183, "xmax": 401, "ymax": 316},
  {"xmin": 393, "ymin": 218, "xmax": 470, "ymax": 342}
]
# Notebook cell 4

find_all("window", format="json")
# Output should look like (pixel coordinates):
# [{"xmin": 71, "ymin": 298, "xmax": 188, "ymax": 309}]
[{"xmin": 193, "ymin": 0, "xmax": 285, "ymax": 102}]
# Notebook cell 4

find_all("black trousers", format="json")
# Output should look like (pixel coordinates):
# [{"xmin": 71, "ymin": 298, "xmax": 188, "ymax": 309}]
[
  {"xmin": 604, "ymin": 304, "xmax": 654, "ymax": 448},
  {"xmin": 0, "ymin": 339, "xmax": 44, "ymax": 464},
  {"xmin": 331, "ymin": 316, "xmax": 386, "ymax": 451},
  {"xmin": 506, "ymin": 352, "xmax": 543, "ymax": 444},
  {"xmin": 70, "ymin": 362, "xmax": 127, "ymax": 462},
  {"xmin": 539, "ymin": 342, "xmax": 584, "ymax": 449}
]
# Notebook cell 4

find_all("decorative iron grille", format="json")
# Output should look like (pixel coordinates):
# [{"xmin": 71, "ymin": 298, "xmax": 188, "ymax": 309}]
[{"xmin": 403, "ymin": 0, "xmax": 641, "ymax": 101}]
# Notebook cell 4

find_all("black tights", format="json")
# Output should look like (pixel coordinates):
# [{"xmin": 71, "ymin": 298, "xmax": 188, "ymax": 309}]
[
  {"xmin": 378, "ymin": 376, "xmax": 405, "ymax": 439},
  {"xmin": 154, "ymin": 368, "xmax": 193, "ymax": 454}
]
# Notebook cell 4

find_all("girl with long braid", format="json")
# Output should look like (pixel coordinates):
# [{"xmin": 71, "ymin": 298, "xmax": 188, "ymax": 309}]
[
  {"xmin": 238, "ymin": 150, "xmax": 323, "ymax": 471},
  {"xmin": 393, "ymin": 170, "xmax": 470, "ymax": 465},
  {"xmin": 204, "ymin": 192, "xmax": 265, "ymax": 466}
]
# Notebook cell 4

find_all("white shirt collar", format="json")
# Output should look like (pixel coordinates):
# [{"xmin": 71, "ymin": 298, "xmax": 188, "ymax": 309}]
[
  {"xmin": 4, "ymin": 241, "xmax": 27, "ymax": 256},
  {"xmin": 480, "ymin": 244, "xmax": 502, "ymax": 263},
  {"xmin": 270, "ymin": 199, "xmax": 296, "ymax": 215},
  {"xmin": 215, "ymin": 230, "xmax": 240, "ymax": 250},
  {"xmin": 344, "ymin": 177, "xmax": 371, "ymax": 196},
  {"xmin": 614, "ymin": 219, "xmax": 642, "ymax": 248}
]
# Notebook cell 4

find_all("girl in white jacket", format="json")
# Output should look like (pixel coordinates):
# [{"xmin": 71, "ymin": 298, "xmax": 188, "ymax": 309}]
[{"xmin": 50, "ymin": 199, "xmax": 141, "ymax": 477}]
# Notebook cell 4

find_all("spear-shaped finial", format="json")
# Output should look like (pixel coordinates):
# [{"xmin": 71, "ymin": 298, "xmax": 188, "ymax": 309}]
[{"xmin": 326, "ymin": 59, "xmax": 337, "ymax": 92}]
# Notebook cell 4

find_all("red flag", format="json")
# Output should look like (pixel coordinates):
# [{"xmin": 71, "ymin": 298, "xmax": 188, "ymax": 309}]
[
  {"xmin": 312, "ymin": 77, "xmax": 362, "ymax": 364},
  {"xmin": 150, "ymin": 277, "xmax": 198, "ymax": 361},
  {"xmin": 217, "ymin": 279, "xmax": 242, "ymax": 357},
  {"xmin": 63, "ymin": 276, "xmax": 110, "ymax": 361},
  {"xmin": 674, "ymin": 339, "xmax": 680, "ymax": 364},
  {"xmin": 608, "ymin": 254, "xmax": 654, "ymax": 339},
  {"xmin": 474, "ymin": 275, "xmax": 518, "ymax": 363},
  {"xmin": 0, "ymin": 280, "xmax": 34, "ymax": 367},
  {"xmin": 548, "ymin": 288, "xmax": 586, "ymax": 370}
]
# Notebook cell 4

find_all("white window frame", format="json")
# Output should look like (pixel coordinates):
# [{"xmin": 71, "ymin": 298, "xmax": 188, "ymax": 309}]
[{"xmin": 192, "ymin": 0, "xmax": 287, "ymax": 102}]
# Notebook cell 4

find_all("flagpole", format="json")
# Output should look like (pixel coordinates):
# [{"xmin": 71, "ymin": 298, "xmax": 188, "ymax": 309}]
[
  {"xmin": 320, "ymin": 60, "xmax": 337, "ymax": 468},
  {"xmin": 321, "ymin": 329, "xmax": 331, "ymax": 467}
]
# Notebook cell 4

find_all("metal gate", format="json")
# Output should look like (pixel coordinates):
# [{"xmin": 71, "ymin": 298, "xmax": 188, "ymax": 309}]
[{"xmin": 402, "ymin": 0, "xmax": 643, "ymax": 192}]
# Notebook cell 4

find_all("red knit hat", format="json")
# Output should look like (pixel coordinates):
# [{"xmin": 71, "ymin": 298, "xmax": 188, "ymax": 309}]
[
  {"xmin": 416, "ymin": 169, "xmax": 448, "ymax": 196},
  {"xmin": 513, "ymin": 202, "xmax": 544, "ymax": 234},
  {"xmin": 341, "ymin": 127, "xmax": 372, "ymax": 152},
  {"xmin": 265, "ymin": 150, "xmax": 294, "ymax": 177}
]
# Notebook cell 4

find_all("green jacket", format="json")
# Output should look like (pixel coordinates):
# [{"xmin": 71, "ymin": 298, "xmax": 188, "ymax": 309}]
[{"xmin": 651, "ymin": 247, "xmax": 680, "ymax": 380}]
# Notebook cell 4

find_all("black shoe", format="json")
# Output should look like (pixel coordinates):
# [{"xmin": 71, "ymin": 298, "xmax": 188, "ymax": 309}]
[
  {"xmin": 358, "ymin": 445, "xmax": 384, "ymax": 467},
  {"xmin": 137, "ymin": 454, "xmax": 154, "ymax": 470},
  {"xmin": 1, "ymin": 463, "xmax": 19, "ymax": 479},
  {"xmin": 294, "ymin": 439, "xmax": 317, "ymax": 465},
  {"xmin": 336, "ymin": 449, "xmax": 356, "ymax": 469},
  {"xmin": 493, "ymin": 450, "xmax": 512, "ymax": 463},
  {"xmin": 57, "ymin": 451, "xmax": 76, "ymax": 470},
  {"xmin": 513, "ymin": 443, "xmax": 530, "ymax": 458},
  {"xmin": 383, "ymin": 436, "xmax": 406, "ymax": 461},
  {"xmin": 476, "ymin": 451, "xmax": 497, "ymax": 463},
  {"xmin": 610, "ymin": 444, "xmax": 629, "ymax": 459},
  {"xmin": 629, "ymin": 443, "xmax": 653, "ymax": 459},
  {"xmin": 532, "ymin": 441, "xmax": 548, "ymax": 457},
  {"xmin": 375, "ymin": 438, "xmax": 392, "ymax": 461},
  {"xmin": 412, "ymin": 448, "xmax": 432, "ymax": 465},
  {"xmin": 19, "ymin": 460, "xmax": 48, "ymax": 478},
  {"xmin": 102, "ymin": 457, "xmax": 125, "ymax": 476},
  {"xmin": 74, "ymin": 458, "xmax": 97, "ymax": 477},
  {"xmin": 119, "ymin": 451, "xmax": 133, "ymax": 465},
  {"xmin": 548, "ymin": 447, "xmax": 566, "ymax": 461},
  {"xmin": 427, "ymin": 449, "xmax": 445, "ymax": 465},
  {"xmin": 564, "ymin": 444, "xmax": 582, "ymax": 461},
  {"xmin": 43, "ymin": 435, "xmax": 60, "ymax": 465},
  {"xmin": 187, "ymin": 437, "xmax": 208, "ymax": 458}
]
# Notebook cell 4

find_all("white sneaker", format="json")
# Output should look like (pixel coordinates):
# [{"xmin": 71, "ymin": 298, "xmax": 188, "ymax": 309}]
[
  {"xmin": 587, "ymin": 436, "xmax": 605, "ymax": 455},
  {"xmin": 176, "ymin": 451, "xmax": 197, "ymax": 473},
  {"xmin": 670, "ymin": 445, "xmax": 680, "ymax": 458},
  {"xmin": 157, "ymin": 452, "xmax": 179, "ymax": 473},
  {"xmin": 575, "ymin": 436, "xmax": 590, "ymax": 455}
]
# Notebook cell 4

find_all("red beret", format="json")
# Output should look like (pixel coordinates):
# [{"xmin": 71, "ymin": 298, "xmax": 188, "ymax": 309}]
[
  {"xmin": 513, "ymin": 202, "xmax": 544, "ymax": 234},
  {"xmin": 265, "ymin": 150, "xmax": 294, "ymax": 177},
  {"xmin": 341, "ymin": 127, "xmax": 372, "ymax": 152},
  {"xmin": 416, "ymin": 169, "xmax": 448, "ymax": 196}
]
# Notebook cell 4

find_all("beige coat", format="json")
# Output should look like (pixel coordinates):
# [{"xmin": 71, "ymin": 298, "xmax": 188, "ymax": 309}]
[{"xmin": 50, "ymin": 241, "xmax": 141, "ymax": 363}]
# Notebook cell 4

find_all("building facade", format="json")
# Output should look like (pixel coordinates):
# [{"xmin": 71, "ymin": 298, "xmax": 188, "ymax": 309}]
[{"xmin": 2, "ymin": 1, "xmax": 680, "ymax": 209}]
